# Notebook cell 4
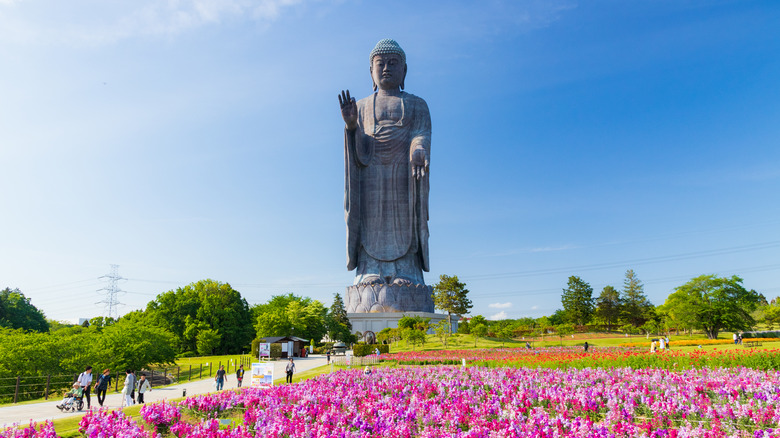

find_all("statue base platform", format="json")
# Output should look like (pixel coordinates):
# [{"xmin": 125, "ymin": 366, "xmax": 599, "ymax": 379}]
[
  {"xmin": 347, "ymin": 311, "xmax": 456, "ymax": 335},
  {"xmin": 345, "ymin": 282, "xmax": 434, "ymax": 313}
]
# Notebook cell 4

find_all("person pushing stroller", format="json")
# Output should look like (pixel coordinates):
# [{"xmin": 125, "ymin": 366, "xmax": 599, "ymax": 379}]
[{"xmin": 56, "ymin": 382, "xmax": 84, "ymax": 411}]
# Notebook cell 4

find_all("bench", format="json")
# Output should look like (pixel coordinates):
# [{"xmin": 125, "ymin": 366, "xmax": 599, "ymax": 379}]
[{"xmin": 743, "ymin": 340, "xmax": 762, "ymax": 348}]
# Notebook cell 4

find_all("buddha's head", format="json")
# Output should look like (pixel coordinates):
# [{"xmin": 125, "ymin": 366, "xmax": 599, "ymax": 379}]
[{"xmin": 370, "ymin": 39, "xmax": 407, "ymax": 91}]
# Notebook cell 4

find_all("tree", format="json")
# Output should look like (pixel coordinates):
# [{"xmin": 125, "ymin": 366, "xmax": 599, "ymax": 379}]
[
  {"xmin": 403, "ymin": 328, "xmax": 426, "ymax": 350},
  {"xmin": 621, "ymin": 269, "xmax": 654, "ymax": 328},
  {"xmin": 433, "ymin": 320, "xmax": 451, "ymax": 346},
  {"xmin": 0, "ymin": 288, "xmax": 49, "ymax": 332},
  {"xmin": 377, "ymin": 327, "xmax": 401, "ymax": 344},
  {"xmin": 432, "ymin": 274, "xmax": 472, "ymax": 334},
  {"xmin": 470, "ymin": 314, "xmax": 488, "ymax": 327},
  {"xmin": 555, "ymin": 324, "xmax": 575, "ymax": 346},
  {"xmin": 535, "ymin": 316, "xmax": 551, "ymax": 345},
  {"xmin": 87, "ymin": 316, "xmax": 116, "ymax": 330},
  {"xmin": 398, "ymin": 315, "xmax": 431, "ymax": 332},
  {"xmin": 595, "ymin": 285, "xmax": 621, "ymax": 331},
  {"xmin": 196, "ymin": 329, "xmax": 221, "ymax": 355},
  {"xmin": 664, "ymin": 275, "xmax": 762, "ymax": 339},
  {"xmin": 763, "ymin": 301, "xmax": 780, "ymax": 330},
  {"xmin": 640, "ymin": 320, "xmax": 661, "ymax": 337},
  {"xmin": 458, "ymin": 318, "xmax": 470, "ymax": 334},
  {"xmin": 98, "ymin": 320, "xmax": 177, "ymax": 372},
  {"xmin": 327, "ymin": 293, "xmax": 356, "ymax": 344},
  {"xmin": 496, "ymin": 325, "xmax": 514, "ymax": 347},
  {"xmin": 253, "ymin": 294, "xmax": 328, "ymax": 343},
  {"xmin": 470, "ymin": 323, "xmax": 488, "ymax": 347},
  {"xmin": 560, "ymin": 277, "xmax": 594, "ymax": 326},
  {"xmin": 146, "ymin": 279, "xmax": 252, "ymax": 354}
]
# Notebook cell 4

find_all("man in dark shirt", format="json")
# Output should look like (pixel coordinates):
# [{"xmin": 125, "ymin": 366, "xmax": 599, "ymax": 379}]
[
  {"xmin": 215, "ymin": 365, "xmax": 227, "ymax": 390},
  {"xmin": 236, "ymin": 364, "xmax": 245, "ymax": 388}
]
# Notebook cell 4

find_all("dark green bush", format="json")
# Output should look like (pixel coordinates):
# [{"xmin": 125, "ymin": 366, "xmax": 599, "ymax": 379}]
[
  {"xmin": 742, "ymin": 331, "xmax": 780, "ymax": 339},
  {"xmin": 353, "ymin": 344, "xmax": 389, "ymax": 357}
]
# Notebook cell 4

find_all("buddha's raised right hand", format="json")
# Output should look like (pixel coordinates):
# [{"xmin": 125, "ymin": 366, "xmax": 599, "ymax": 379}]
[{"xmin": 339, "ymin": 89, "xmax": 358, "ymax": 131}]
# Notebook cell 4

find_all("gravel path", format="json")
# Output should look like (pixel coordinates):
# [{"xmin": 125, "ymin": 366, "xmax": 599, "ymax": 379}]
[{"xmin": 0, "ymin": 356, "xmax": 328, "ymax": 427}]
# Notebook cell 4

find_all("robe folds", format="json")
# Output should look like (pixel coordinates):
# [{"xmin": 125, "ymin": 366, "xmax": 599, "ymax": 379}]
[{"xmin": 344, "ymin": 91, "xmax": 431, "ymax": 274}]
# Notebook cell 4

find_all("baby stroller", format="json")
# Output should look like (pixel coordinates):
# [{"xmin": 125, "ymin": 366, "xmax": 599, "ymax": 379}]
[{"xmin": 56, "ymin": 383, "xmax": 84, "ymax": 412}]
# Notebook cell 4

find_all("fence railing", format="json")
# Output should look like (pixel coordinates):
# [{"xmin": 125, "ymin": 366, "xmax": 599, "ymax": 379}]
[{"xmin": 0, "ymin": 355, "xmax": 254, "ymax": 404}]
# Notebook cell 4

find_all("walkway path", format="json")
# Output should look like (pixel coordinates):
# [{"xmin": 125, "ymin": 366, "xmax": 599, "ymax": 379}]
[{"xmin": 0, "ymin": 356, "xmax": 328, "ymax": 427}]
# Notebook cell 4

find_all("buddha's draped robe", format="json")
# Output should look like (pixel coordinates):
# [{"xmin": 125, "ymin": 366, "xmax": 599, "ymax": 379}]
[{"xmin": 344, "ymin": 91, "xmax": 431, "ymax": 278}]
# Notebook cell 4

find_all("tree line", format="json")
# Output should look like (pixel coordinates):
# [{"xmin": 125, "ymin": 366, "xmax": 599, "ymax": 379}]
[
  {"xmin": 459, "ymin": 270, "xmax": 766, "ymax": 341},
  {"xmin": 0, "ymin": 280, "xmax": 361, "ymax": 379},
  {"xmin": 0, "ymin": 268, "xmax": 771, "ymax": 380}
]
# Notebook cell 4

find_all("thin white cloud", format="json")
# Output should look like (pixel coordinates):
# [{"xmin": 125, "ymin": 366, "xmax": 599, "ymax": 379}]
[
  {"xmin": 0, "ymin": 0, "xmax": 304, "ymax": 45},
  {"xmin": 488, "ymin": 311, "xmax": 508, "ymax": 320},
  {"xmin": 531, "ymin": 305, "xmax": 539, "ymax": 310},
  {"xmin": 530, "ymin": 244, "xmax": 578, "ymax": 253},
  {"xmin": 489, "ymin": 302, "xmax": 512, "ymax": 309},
  {"xmin": 471, "ymin": 243, "xmax": 579, "ymax": 258}
]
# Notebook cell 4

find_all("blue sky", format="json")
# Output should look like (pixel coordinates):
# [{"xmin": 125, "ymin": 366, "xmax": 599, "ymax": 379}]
[{"xmin": 1, "ymin": 0, "xmax": 778, "ymax": 323}]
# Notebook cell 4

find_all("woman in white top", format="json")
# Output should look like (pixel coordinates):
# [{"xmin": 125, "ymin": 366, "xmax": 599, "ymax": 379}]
[
  {"xmin": 136, "ymin": 374, "xmax": 152, "ymax": 404},
  {"xmin": 121, "ymin": 369, "xmax": 134, "ymax": 407}
]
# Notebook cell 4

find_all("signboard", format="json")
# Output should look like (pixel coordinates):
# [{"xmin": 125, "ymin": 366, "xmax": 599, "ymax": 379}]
[
  {"xmin": 258, "ymin": 343, "xmax": 270, "ymax": 358},
  {"xmin": 250, "ymin": 362, "xmax": 274, "ymax": 388}
]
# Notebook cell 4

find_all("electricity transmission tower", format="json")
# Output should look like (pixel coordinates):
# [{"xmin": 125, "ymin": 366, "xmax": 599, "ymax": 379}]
[{"xmin": 97, "ymin": 264, "xmax": 125, "ymax": 320}]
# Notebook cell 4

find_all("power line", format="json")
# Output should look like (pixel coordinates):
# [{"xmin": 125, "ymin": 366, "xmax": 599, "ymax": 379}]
[{"xmin": 463, "ymin": 240, "xmax": 780, "ymax": 282}]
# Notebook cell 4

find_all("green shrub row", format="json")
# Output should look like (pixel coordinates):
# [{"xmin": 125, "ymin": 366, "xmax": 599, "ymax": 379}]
[
  {"xmin": 353, "ymin": 344, "xmax": 389, "ymax": 357},
  {"xmin": 742, "ymin": 331, "xmax": 780, "ymax": 339}
]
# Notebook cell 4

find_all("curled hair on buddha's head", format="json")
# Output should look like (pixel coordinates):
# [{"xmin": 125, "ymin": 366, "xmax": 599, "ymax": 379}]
[{"xmin": 369, "ymin": 38, "xmax": 407, "ymax": 91}]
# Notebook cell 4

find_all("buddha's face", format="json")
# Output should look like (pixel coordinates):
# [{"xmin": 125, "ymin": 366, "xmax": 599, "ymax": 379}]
[{"xmin": 371, "ymin": 54, "xmax": 405, "ymax": 90}]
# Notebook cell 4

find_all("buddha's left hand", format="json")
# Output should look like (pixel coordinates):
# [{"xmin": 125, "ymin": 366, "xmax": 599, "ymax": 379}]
[{"xmin": 411, "ymin": 148, "xmax": 429, "ymax": 180}]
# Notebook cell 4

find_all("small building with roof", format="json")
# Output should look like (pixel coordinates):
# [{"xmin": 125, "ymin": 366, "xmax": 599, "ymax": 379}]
[{"xmin": 258, "ymin": 336, "xmax": 309, "ymax": 358}]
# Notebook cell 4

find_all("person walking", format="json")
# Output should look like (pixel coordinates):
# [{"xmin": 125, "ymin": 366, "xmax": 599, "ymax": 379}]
[
  {"xmin": 326, "ymin": 351, "xmax": 331, "ymax": 364},
  {"xmin": 129, "ymin": 370, "xmax": 137, "ymax": 403},
  {"xmin": 236, "ymin": 364, "xmax": 245, "ymax": 388},
  {"xmin": 93, "ymin": 369, "xmax": 112, "ymax": 407},
  {"xmin": 77, "ymin": 366, "xmax": 93, "ymax": 409},
  {"xmin": 215, "ymin": 365, "xmax": 227, "ymax": 390},
  {"xmin": 121, "ymin": 369, "xmax": 134, "ymax": 407},
  {"xmin": 137, "ymin": 374, "xmax": 152, "ymax": 403},
  {"xmin": 285, "ymin": 358, "xmax": 296, "ymax": 384},
  {"xmin": 584, "ymin": 341, "xmax": 589, "ymax": 353}
]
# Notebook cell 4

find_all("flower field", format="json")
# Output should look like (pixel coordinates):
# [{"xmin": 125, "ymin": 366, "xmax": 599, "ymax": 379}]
[
  {"xmin": 383, "ymin": 347, "xmax": 780, "ymax": 370},
  {"xmin": 5, "ymin": 365, "xmax": 780, "ymax": 438}
]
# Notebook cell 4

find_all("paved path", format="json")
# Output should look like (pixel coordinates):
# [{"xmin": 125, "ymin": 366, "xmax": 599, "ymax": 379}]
[{"xmin": 0, "ymin": 356, "xmax": 328, "ymax": 427}]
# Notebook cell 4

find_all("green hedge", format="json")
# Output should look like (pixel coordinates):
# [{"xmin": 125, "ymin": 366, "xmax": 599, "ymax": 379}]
[
  {"xmin": 353, "ymin": 344, "xmax": 389, "ymax": 357},
  {"xmin": 251, "ymin": 338, "xmax": 261, "ymax": 358},
  {"xmin": 742, "ymin": 331, "xmax": 780, "ymax": 339},
  {"xmin": 252, "ymin": 339, "xmax": 283, "ymax": 358}
]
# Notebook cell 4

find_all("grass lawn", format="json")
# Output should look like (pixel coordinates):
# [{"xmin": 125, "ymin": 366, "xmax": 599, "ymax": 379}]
[
  {"xmin": 0, "ymin": 354, "xmax": 253, "ymax": 408},
  {"xmin": 386, "ymin": 332, "xmax": 780, "ymax": 353}
]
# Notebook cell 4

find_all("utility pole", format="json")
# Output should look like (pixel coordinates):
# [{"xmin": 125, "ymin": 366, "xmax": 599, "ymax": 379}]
[{"xmin": 97, "ymin": 264, "xmax": 125, "ymax": 320}]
